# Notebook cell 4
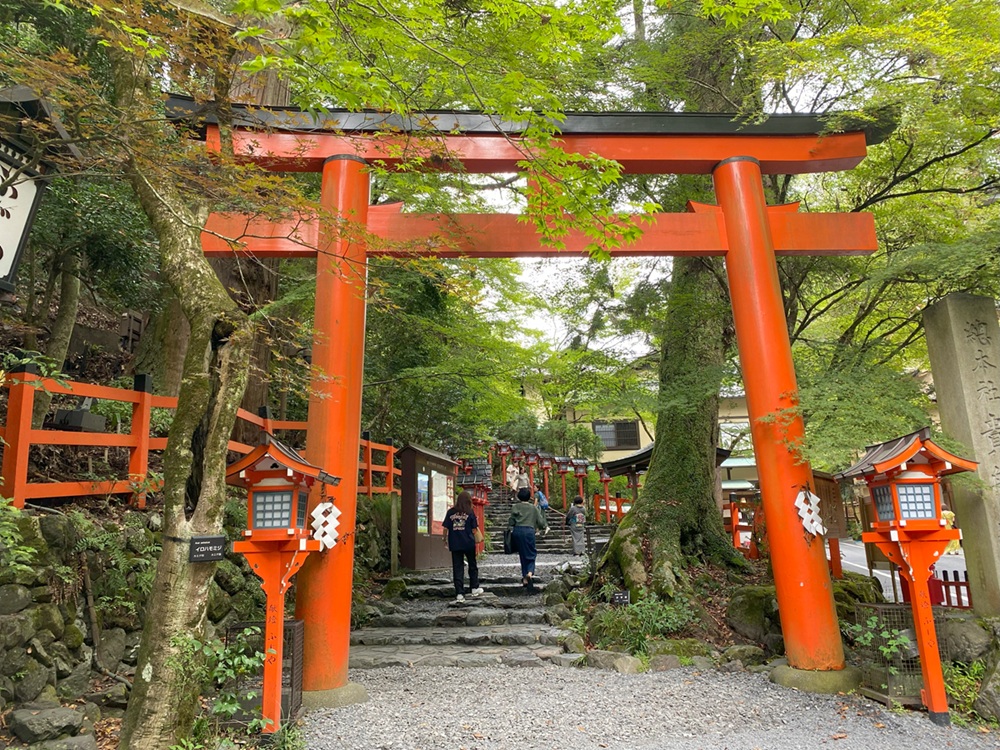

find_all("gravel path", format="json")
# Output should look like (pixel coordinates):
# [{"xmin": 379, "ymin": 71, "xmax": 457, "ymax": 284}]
[{"xmin": 304, "ymin": 665, "xmax": 1000, "ymax": 750}]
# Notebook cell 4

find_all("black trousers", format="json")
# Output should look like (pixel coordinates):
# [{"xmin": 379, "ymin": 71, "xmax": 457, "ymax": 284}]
[{"xmin": 451, "ymin": 549, "xmax": 479, "ymax": 595}]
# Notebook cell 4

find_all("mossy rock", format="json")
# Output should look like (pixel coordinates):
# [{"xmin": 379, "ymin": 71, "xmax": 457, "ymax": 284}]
[
  {"xmin": 31, "ymin": 604, "xmax": 65, "ymax": 641},
  {"xmin": 725, "ymin": 585, "xmax": 780, "ymax": 644},
  {"xmin": 1, "ymin": 645, "xmax": 30, "ymax": 677},
  {"xmin": 646, "ymin": 637, "xmax": 714, "ymax": 659},
  {"xmin": 37, "ymin": 515, "xmax": 77, "ymax": 564},
  {"xmin": 0, "ymin": 613, "xmax": 37, "ymax": 649},
  {"xmin": 12, "ymin": 657, "xmax": 53, "ymax": 703},
  {"xmin": 382, "ymin": 578, "xmax": 407, "ymax": 600},
  {"xmin": 213, "ymin": 559, "xmax": 247, "ymax": 596},
  {"xmin": 832, "ymin": 572, "xmax": 885, "ymax": 622},
  {"xmin": 62, "ymin": 623, "xmax": 85, "ymax": 651},
  {"xmin": 230, "ymin": 590, "xmax": 264, "ymax": 622},
  {"xmin": 207, "ymin": 582, "xmax": 233, "ymax": 624},
  {"xmin": 16, "ymin": 515, "xmax": 50, "ymax": 559}
]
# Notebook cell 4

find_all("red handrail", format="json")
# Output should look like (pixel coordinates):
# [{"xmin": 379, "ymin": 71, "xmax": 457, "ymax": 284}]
[{"xmin": 0, "ymin": 371, "xmax": 399, "ymax": 508}]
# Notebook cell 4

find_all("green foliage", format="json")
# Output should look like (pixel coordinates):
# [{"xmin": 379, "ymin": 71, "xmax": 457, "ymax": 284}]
[
  {"xmin": 86, "ymin": 377, "xmax": 174, "ymax": 436},
  {"xmin": 496, "ymin": 414, "xmax": 605, "ymax": 461},
  {"xmin": 71, "ymin": 510, "xmax": 159, "ymax": 626},
  {"xmin": 943, "ymin": 661, "xmax": 992, "ymax": 727},
  {"xmin": 167, "ymin": 626, "xmax": 270, "ymax": 739},
  {"xmin": 24, "ymin": 177, "xmax": 158, "ymax": 311},
  {"xmin": 361, "ymin": 259, "xmax": 528, "ymax": 454},
  {"xmin": 354, "ymin": 493, "xmax": 395, "ymax": 574},
  {"xmin": 591, "ymin": 594, "xmax": 697, "ymax": 655},
  {"xmin": 843, "ymin": 614, "xmax": 912, "ymax": 663},
  {"xmin": 0, "ymin": 498, "xmax": 37, "ymax": 576}
]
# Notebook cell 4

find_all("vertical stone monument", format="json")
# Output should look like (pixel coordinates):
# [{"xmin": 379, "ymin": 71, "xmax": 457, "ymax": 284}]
[{"xmin": 924, "ymin": 293, "xmax": 1000, "ymax": 616}]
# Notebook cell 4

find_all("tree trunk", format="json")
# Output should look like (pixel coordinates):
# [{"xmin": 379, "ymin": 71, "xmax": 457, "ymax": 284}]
[
  {"xmin": 108, "ymin": 49, "xmax": 253, "ymax": 750},
  {"xmin": 209, "ymin": 256, "xmax": 279, "ymax": 445},
  {"xmin": 133, "ymin": 288, "xmax": 190, "ymax": 396},
  {"xmin": 603, "ymin": 256, "xmax": 743, "ymax": 599},
  {"xmin": 31, "ymin": 253, "xmax": 81, "ymax": 427}
]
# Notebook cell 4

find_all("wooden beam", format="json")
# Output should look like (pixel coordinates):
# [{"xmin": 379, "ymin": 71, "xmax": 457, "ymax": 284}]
[
  {"xmin": 202, "ymin": 207, "xmax": 877, "ymax": 258},
  {"xmin": 206, "ymin": 125, "xmax": 870, "ymax": 176}
]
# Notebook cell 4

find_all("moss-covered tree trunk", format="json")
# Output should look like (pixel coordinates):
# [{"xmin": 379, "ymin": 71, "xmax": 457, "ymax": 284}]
[
  {"xmin": 604, "ymin": 256, "xmax": 743, "ymax": 598},
  {"xmin": 133, "ymin": 287, "xmax": 190, "ymax": 396},
  {"xmin": 600, "ymin": 9, "xmax": 764, "ymax": 599},
  {"xmin": 108, "ymin": 46, "xmax": 253, "ymax": 750}
]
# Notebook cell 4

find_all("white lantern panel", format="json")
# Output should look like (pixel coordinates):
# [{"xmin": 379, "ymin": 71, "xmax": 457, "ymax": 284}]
[
  {"xmin": 897, "ymin": 483, "xmax": 935, "ymax": 520},
  {"xmin": 253, "ymin": 490, "xmax": 294, "ymax": 529}
]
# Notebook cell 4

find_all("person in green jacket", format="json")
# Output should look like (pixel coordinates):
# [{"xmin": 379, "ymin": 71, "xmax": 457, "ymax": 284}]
[{"xmin": 508, "ymin": 487, "xmax": 548, "ymax": 589}]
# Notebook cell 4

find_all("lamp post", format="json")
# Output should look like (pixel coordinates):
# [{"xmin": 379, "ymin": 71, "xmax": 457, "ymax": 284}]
[
  {"xmin": 496, "ymin": 441, "xmax": 511, "ymax": 480},
  {"xmin": 836, "ymin": 428, "xmax": 977, "ymax": 726},
  {"xmin": 524, "ymin": 449, "xmax": 539, "ymax": 486},
  {"xmin": 599, "ymin": 467, "xmax": 613, "ymax": 521},
  {"xmin": 226, "ymin": 435, "xmax": 340, "ymax": 733},
  {"xmin": 539, "ymin": 455, "xmax": 553, "ymax": 500},
  {"xmin": 573, "ymin": 459, "xmax": 589, "ymax": 502},
  {"xmin": 555, "ymin": 457, "xmax": 572, "ymax": 509}
]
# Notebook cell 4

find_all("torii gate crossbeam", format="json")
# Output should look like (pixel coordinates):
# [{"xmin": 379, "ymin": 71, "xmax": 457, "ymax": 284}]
[{"xmin": 174, "ymin": 96, "xmax": 883, "ymax": 703}]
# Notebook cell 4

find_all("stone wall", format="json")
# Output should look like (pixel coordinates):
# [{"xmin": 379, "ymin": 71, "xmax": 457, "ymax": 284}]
[{"xmin": 0, "ymin": 505, "xmax": 266, "ymax": 746}]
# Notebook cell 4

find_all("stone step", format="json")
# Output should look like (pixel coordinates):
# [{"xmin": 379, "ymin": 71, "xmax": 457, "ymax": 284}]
[
  {"xmin": 351, "ymin": 624, "xmax": 565, "ymax": 647},
  {"xmin": 402, "ymin": 582, "xmax": 549, "ymax": 599},
  {"xmin": 368, "ymin": 607, "xmax": 550, "ymax": 629},
  {"xmin": 349, "ymin": 642, "xmax": 567, "ymax": 669}
]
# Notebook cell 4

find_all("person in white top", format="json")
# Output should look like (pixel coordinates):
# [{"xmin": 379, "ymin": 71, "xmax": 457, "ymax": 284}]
[{"xmin": 505, "ymin": 461, "xmax": 519, "ymax": 493}]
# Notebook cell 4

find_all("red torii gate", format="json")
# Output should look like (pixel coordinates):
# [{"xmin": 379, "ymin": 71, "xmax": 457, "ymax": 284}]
[{"xmin": 174, "ymin": 97, "xmax": 881, "ymax": 702}]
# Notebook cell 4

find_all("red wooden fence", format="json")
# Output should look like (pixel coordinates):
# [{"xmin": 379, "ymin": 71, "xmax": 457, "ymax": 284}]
[
  {"xmin": 592, "ymin": 491, "xmax": 628, "ymax": 522},
  {"xmin": 0, "ymin": 367, "xmax": 399, "ymax": 509}
]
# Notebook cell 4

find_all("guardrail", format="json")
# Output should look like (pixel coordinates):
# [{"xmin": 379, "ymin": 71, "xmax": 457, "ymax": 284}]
[{"xmin": 0, "ymin": 365, "xmax": 399, "ymax": 509}]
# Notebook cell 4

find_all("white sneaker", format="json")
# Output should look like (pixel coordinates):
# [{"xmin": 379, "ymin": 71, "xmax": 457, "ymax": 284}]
[
  {"xmin": 471, "ymin": 588, "xmax": 484, "ymax": 597},
  {"xmin": 455, "ymin": 594, "xmax": 465, "ymax": 602}
]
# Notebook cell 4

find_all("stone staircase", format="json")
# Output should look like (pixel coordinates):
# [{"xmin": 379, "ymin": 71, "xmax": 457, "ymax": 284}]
[
  {"xmin": 483, "ymin": 486, "xmax": 616, "ymax": 555},
  {"xmin": 349, "ymin": 558, "xmax": 587, "ymax": 669}
]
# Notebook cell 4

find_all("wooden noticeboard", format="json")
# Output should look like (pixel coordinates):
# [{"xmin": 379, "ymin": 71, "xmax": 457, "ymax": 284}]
[
  {"xmin": 814, "ymin": 471, "xmax": 848, "ymax": 540},
  {"xmin": 399, "ymin": 444, "xmax": 458, "ymax": 570}
]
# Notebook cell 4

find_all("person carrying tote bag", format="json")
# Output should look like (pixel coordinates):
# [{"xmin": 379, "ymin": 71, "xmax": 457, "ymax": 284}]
[{"xmin": 507, "ymin": 487, "xmax": 548, "ymax": 590}]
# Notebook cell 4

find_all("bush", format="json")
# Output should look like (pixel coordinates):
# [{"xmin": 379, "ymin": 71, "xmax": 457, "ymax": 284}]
[
  {"xmin": 354, "ymin": 493, "xmax": 395, "ymax": 573},
  {"xmin": 591, "ymin": 594, "xmax": 696, "ymax": 655}
]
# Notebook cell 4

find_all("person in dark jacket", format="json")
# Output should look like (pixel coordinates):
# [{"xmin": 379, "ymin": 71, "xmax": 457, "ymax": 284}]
[
  {"xmin": 507, "ymin": 487, "xmax": 548, "ymax": 589},
  {"xmin": 442, "ymin": 491, "xmax": 483, "ymax": 601}
]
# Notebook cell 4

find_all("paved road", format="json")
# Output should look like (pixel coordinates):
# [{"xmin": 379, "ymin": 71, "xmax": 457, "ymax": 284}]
[{"xmin": 835, "ymin": 539, "xmax": 968, "ymax": 603}]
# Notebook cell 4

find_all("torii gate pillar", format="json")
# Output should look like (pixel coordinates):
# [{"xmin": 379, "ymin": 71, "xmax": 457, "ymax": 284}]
[
  {"xmin": 294, "ymin": 155, "xmax": 371, "ymax": 702},
  {"xmin": 714, "ymin": 157, "xmax": 845, "ymax": 671}
]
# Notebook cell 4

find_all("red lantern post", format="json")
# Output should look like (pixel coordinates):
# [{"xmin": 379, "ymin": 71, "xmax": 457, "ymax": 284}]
[
  {"xmin": 555, "ymin": 457, "xmax": 572, "ymax": 509},
  {"xmin": 837, "ymin": 428, "xmax": 977, "ymax": 726},
  {"xmin": 497, "ymin": 442, "xmax": 511, "ymax": 481},
  {"xmin": 226, "ymin": 436, "xmax": 340, "ymax": 733},
  {"xmin": 573, "ymin": 459, "xmax": 589, "ymax": 500},
  {"xmin": 525, "ymin": 450, "xmax": 539, "ymax": 486},
  {"xmin": 539, "ymin": 455, "xmax": 553, "ymax": 499}
]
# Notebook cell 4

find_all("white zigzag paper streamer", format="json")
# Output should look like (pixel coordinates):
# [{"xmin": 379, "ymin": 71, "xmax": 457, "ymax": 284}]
[
  {"xmin": 794, "ymin": 490, "xmax": 826, "ymax": 537},
  {"xmin": 311, "ymin": 502, "xmax": 341, "ymax": 550}
]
